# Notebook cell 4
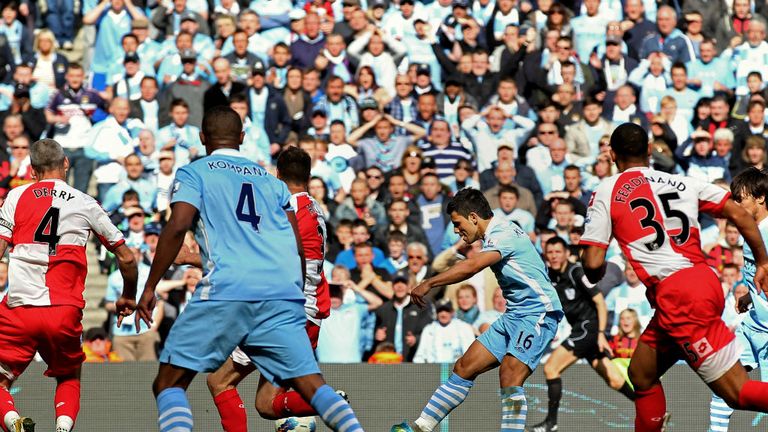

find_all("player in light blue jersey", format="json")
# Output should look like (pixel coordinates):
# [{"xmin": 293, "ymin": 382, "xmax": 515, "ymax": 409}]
[
  {"xmin": 709, "ymin": 167, "xmax": 768, "ymax": 432},
  {"xmin": 135, "ymin": 107, "xmax": 362, "ymax": 432},
  {"xmin": 392, "ymin": 188, "xmax": 564, "ymax": 432}
]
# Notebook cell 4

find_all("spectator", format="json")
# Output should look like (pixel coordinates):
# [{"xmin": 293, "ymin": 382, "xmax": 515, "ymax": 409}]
[
  {"xmin": 223, "ymin": 29, "xmax": 263, "ymax": 83},
  {"xmin": 349, "ymin": 242, "xmax": 394, "ymax": 301},
  {"xmin": 732, "ymin": 72, "xmax": 766, "ymax": 120},
  {"xmin": 0, "ymin": 84, "xmax": 46, "ymax": 142},
  {"xmin": 742, "ymin": 135, "xmax": 768, "ymax": 171},
  {"xmin": 609, "ymin": 308, "xmax": 642, "ymax": 358},
  {"xmin": 26, "ymin": 29, "xmax": 67, "ymax": 91},
  {"xmin": 492, "ymin": 184, "xmax": 535, "ymax": 239},
  {"xmin": 473, "ymin": 287, "xmax": 505, "ymax": 334},
  {"xmin": 688, "ymin": 39, "xmax": 736, "ymax": 99},
  {"xmin": 5, "ymin": 135, "xmax": 32, "ymax": 190},
  {"xmin": 639, "ymin": 6, "xmax": 691, "ymax": 63},
  {"xmin": 605, "ymin": 265, "xmax": 653, "ymax": 335},
  {"xmin": 417, "ymin": 173, "xmax": 449, "ymax": 254},
  {"xmin": 156, "ymin": 98, "xmax": 204, "ymax": 168},
  {"xmin": 313, "ymin": 75, "xmax": 359, "ymax": 133},
  {"xmin": 662, "ymin": 62, "xmax": 700, "ymax": 123},
  {"xmin": 351, "ymin": 114, "xmax": 425, "ymax": 171},
  {"xmin": 316, "ymin": 279, "xmax": 383, "ymax": 363},
  {"xmin": 385, "ymin": 231, "xmax": 409, "ymax": 272},
  {"xmin": 715, "ymin": 0, "xmax": 753, "ymax": 53},
  {"xmin": 131, "ymin": 18, "xmax": 161, "ymax": 75},
  {"xmin": 454, "ymin": 284, "xmax": 480, "ymax": 325},
  {"xmin": 374, "ymin": 199, "xmax": 430, "ymax": 252},
  {"xmin": 335, "ymin": 178, "xmax": 387, "ymax": 228},
  {"xmin": 621, "ymin": 0, "xmax": 656, "ymax": 58},
  {"xmin": 374, "ymin": 275, "xmax": 433, "ymax": 362},
  {"xmin": 152, "ymin": 0, "xmax": 209, "ymax": 41},
  {"xmin": 106, "ymin": 51, "xmax": 145, "ymax": 102},
  {"xmin": 421, "ymin": 118, "xmax": 473, "ymax": 178},
  {"xmin": 728, "ymin": 19, "xmax": 768, "ymax": 98},
  {"xmin": 335, "ymin": 219, "xmax": 396, "ymax": 272},
  {"xmin": 82, "ymin": 328, "xmax": 123, "ymax": 363},
  {"xmin": 604, "ymin": 85, "xmax": 645, "ymax": 127},
  {"xmin": 0, "ymin": 3, "xmax": 31, "ymax": 66},
  {"xmin": 204, "ymin": 57, "xmax": 246, "ymax": 113},
  {"xmin": 442, "ymin": 159, "xmax": 479, "ymax": 194},
  {"xmin": 401, "ymin": 242, "xmax": 434, "ymax": 287},
  {"xmin": 675, "ymin": 129, "xmax": 731, "ymax": 183},
  {"xmin": 705, "ymin": 221, "xmax": 743, "ymax": 273},
  {"xmin": 746, "ymin": 100, "xmax": 768, "ymax": 139},
  {"xmin": 105, "ymin": 247, "xmax": 158, "ymax": 361},
  {"xmin": 413, "ymin": 299, "xmax": 475, "ymax": 363},
  {"xmin": 570, "ymin": 0, "xmax": 612, "ymax": 61},
  {"xmin": 564, "ymin": 97, "xmax": 614, "ymax": 162},
  {"xmin": 160, "ymin": 48, "xmax": 210, "ymax": 128},
  {"xmin": 483, "ymin": 160, "xmax": 537, "ymax": 215},
  {"xmin": 102, "ymin": 154, "xmax": 156, "ymax": 213},
  {"xmin": 534, "ymin": 138, "xmax": 574, "ymax": 195},
  {"xmin": 436, "ymin": 76, "xmax": 478, "ymax": 135},
  {"xmin": 700, "ymin": 94, "xmax": 749, "ymax": 174},
  {"xmin": 129, "ymin": 77, "xmax": 161, "ymax": 133},
  {"xmin": 461, "ymin": 105, "xmax": 535, "ymax": 172}
]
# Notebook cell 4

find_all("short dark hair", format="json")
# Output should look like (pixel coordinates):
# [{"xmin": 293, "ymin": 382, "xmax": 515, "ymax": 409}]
[
  {"xmin": 387, "ymin": 198, "xmax": 408, "ymax": 211},
  {"xmin": 277, "ymin": 147, "xmax": 311, "ymax": 186},
  {"xmin": 388, "ymin": 231, "xmax": 407, "ymax": 244},
  {"xmin": 353, "ymin": 241, "xmax": 373, "ymax": 252},
  {"xmin": 170, "ymin": 98, "xmax": 189, "ymax": 111},
  {"xmin": 545, "ymin": 236, "xmax": 568, "ymax": 250},
  {"xmin": 610, "ymin": 122, "xmax": 648, "ymax": 160},
  {"xmin": 122, "ymin": 189, "xmax": 139, "ymax": 202},
  {"xmin": 498, "ymin": 184, "xmax": 519, "ymax": 198},
  {"xmin": 671, "ymin": 62, "xmax": 687, "ymax": 73},
  {"xmin": 446, "ymin": 188, "xmax": 493, "ymax": 219},
  {"xmin": 351, "ymin": 219, "xmax": 369, "ymax": 230},
  {"xmin": 140, "ymin": 76, "xmax": 158, "ymax": 87},
  {"xmin": 229, "ymin": 93, "xmax": 247, "ymax": 104},
  {"xmin": 564, "ymin": 164, "xmax": 581, "ymax": 174},
  {"xmin": 731, "ymin": 167, "xmax": 768, "ymax": 208},
  {"xmin": 201, "ymin": 106, "xmax": 243, "ymax": 143},
  {"xmin": 748, "ymin": 99, "xmax": 766, "ymax": 112}
]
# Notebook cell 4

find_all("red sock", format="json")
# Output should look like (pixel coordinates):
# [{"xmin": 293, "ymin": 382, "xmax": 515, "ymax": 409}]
[
  {"xmin": 0, "ymin": 386, "xmax": 18, "ymax": 432},
  {"xmin": 272, "ymin": 390, "xmax": 316, "ymax": 418},
  {"xmin": 738, "ymin": 380, "xmax": 768, "ymax": 411},
  {"xmin": 54, "ymin": 379, "xmax": 80, "ymax": 424},
  {"xmin": 634, "ymin": 383, "xmax": 666, "ymax": 432},
  {"xmin": 213, "ymin": 388, "xmax": 247, "ymax": 432}
]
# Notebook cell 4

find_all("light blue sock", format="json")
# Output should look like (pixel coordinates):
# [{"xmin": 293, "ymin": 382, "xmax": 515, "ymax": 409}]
[
  {"xmin": 416, "ymin": 373, "xmax": 474, "ymax": 432},
  {"xmin": 709, "ymin": 394, "xmax": 733, "ymax": 432},
  {"xmin": 310, "ymin": 384, "xmax": 363, "ymax": 432},
  {"xmin": 500, "ymin": 386, "xmax": 527, "ymax": 431},
  {"xmin": 157, "ymin": 387, "xmax": 193, "ymax": 432}
]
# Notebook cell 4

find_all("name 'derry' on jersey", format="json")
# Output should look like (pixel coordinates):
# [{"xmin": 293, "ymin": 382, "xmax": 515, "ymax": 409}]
[
  {"xmin": 0, "ymin": 179, "xmax": 125, "ymax": 308},
  {"xmin": 481, "ymin": 216, "xmax": 563, "ymax": 318},
  {"xmin": 170, "ymin": 149, "xmax": 304, "ymax": 302},
  {"xmin": 290, "ymin": 192, "xmax": 331, "ymax": 323},
  {"xmin": 580, "ymin": 167, "xmax": 729, "ymax": 291},
  {"xmin": 740, "ymin": 217, "xmax": 768, "ymax": 333}
]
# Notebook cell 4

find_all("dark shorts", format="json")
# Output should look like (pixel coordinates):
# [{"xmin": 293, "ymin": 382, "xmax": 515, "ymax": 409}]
[{"xmin": 562, "ymin": 319, "xmax": 604, "ymax": 362}]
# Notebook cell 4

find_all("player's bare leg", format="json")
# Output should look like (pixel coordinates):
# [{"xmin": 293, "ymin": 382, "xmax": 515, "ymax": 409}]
[
  {"xmin": 285, "ymin": 373, "xmax": 362, "ymax": 431},
  {"xmin": 707, "ymin": 360, "xmax": 768, "ymax": 412},
  {"xmin": 153, "ymin": 364, "xmax": 198, "ymax": 432},
  {"xmin": 628, "ymin": 341, "xmax": 678, "ymax": 432},
  {"xmin": 592, "ymin": 357, "xmax": 636, "ymax": 400},
  {"xmin": 53, "ymin": 368, "xmax": 81, "ymax": 432},
  {"xmin": 206, "ymin": 357, "xmax": 255, "ymax": 431},
  {"xmin": 532, "ymin": 346, "xmax": 579, "ymax": 431},
  {"xmin": 409, "ymin": 340, "xmax": 500, "ymax": 432}
]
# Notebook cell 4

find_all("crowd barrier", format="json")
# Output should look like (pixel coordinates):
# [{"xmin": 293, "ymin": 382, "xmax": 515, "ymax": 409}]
[{"xmin": 11, "ymin": 363, "xmax": 764, "ymax": 431}]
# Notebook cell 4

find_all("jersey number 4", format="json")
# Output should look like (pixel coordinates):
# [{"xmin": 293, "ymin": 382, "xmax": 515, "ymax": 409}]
[
  {"xmin": 34, "ymin": 207, "xmax": 61, "ymax": 256},
  {"xmin": 629, "ymin": 192, "xmax": 690, "ymax": 251},
  {"xmin": 236, "ymin": 183, "xmax": 261, "ymax": 231}
]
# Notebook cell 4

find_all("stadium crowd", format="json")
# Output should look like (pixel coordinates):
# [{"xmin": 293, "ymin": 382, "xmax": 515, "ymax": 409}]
[{"xmin": 0, "ymin": 0, "xmax": 763, "ymax": 364}]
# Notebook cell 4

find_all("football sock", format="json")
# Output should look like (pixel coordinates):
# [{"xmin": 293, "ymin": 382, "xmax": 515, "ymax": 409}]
[
  {"xmin": 635, "ymin": 383, "xmax": 667, "ymax": 432},
  {"xmin": 709, "ymin": 394, "xmax": 732, "ymax": 432},
  {"xmin": 0, "ymin": 386, "xmax": 19, "ymax": 432},
  {"xmin": 619, "ymin": 382, "xmax": 636, "ymax": 401},
  {"xmin": 738, "ymin": 380, "xmax": 768, "ymax": 411},
  {"xmin": 546, "ymin": 378, "xmax": 562, "ymax": 425},
  {"xmin": 273, "ymin": 390, "xmax": 316, "ymax": 417},
  {"xmin": 157, "ymin": 387, "xmax": 193, "ymax": 432},
  {"xmin": 54, "ymin": 378, "xmax": 80, "ymax": 431},
  {"xmin": 500, "ymin": 386, "xmax": 527, "ymax": 431},
  {"xmin": 213, "ymin": 388, "xmax": 247, "ymax": 432},
  {"xmin": 415, "ymin": 373, "xmax": 474, "ymax": 432},
  {"xmin": 310, "ymin": 384, "xmax": 362, "ymax": 432}
]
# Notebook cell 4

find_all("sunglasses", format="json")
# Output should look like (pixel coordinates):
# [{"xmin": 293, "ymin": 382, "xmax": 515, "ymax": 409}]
[
  {"xmin": 539, "ymin": 130, "xmax": 556, "ymax": 135},
  {"xmin": 367, "ymin": 174, "xmax": 383, "ymax": 180},
  {"xmin": 408, "ymin": 255, "xmax": 424, "ymax": 260}
]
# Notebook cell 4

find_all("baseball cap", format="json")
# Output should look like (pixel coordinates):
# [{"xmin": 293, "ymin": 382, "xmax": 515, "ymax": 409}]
[
  {"xmin": 123, "ymin": 51, "xmax": 140, "ymax": 63},
  {"xmin": 606, "ymin": 35, "xmax": 622, "ymax": 45},
  {"xmin": 416, "ymin": 63, "xmax": 431, "ymax": 76},
  {"xmin": 421, "ymin": 156, "xmax": 437, "ymax": 169},
  {"xmin": 392, "ymin": 273, "xmax": 409, "ymax": 285},
  {"xmin": 370, "ymin": 0, "xmax": 387, "ymax": 8},
  {"xmin": 691, "ymin": 129, "xmax": 711, "ymax": 141},
  {"xmin": 84, "ymin": 327, "xmax": 107, "ymax": 342},
  {"xmin": 312, "ymin": 109, "xmax": 327, "ymax": 117},
  {"xmin": 124, "ymin": 206, "xmax": 145, "ymax": 218},
  {"xmin": 435, "ymin": 299, "xmax": 454, "ymax": 314},
  {"xmin": 131, "ymin": 17, "xmax": 149, "ymax": 29},
  {"xmin": 289, "ymin": 9, "xmax": 307, "ymax": 21},
  {"xmin": 252, "ymin": 60, "xmax": 266, "ymax": 75},
  {"xmin": 452, "ymin": 0, "xmax": 469, "ymax": 8},
  {"xmin": 445, "ymin": 74, "xmax": 463, "ymax": 87},
  {"xmin": 413, "ymin": 11, "xmax": 428, "ymax": 24},
  {"xmin": 179, "ymin": 48, "xmax": 197, "ymax": 62},
  {"xmin": 144, "ymin": 222, "xmax": 161, "ymax": 236},
  {"xmin": 180, "ymin": 12, "xmax": 197, "ymax": 23},
  {"xmin": 359, "ymin": 98, "xmax": 379, "ymax": 111}
]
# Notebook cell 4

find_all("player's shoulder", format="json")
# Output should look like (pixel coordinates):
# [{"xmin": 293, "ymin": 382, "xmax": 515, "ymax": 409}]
[{"xmin": 4, "ymin": 181, "xmax": 35, "ymax": 203}]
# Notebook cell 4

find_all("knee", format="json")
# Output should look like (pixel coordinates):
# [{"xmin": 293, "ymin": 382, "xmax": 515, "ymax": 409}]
[
  {"xmin": 609, "ymin": 376, "xmax": 625, "ymax": 390},
  {"xmin": 255, "ymin": 395, "xmax": 279, "ymax": 420},
  {"xmin": 628, "ymin": 364, "xmax": 651, "ymax": 392},
  {"xmin": 452, "ymin": 357, "xmax": 474, "ymax": 380},
  {"xmin": 543, "ymin": 362, "xmax": 559, "ymax": 380}
]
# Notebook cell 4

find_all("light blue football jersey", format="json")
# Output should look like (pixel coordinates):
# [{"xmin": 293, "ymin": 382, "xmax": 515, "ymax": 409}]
[
  {"xmin": 481, "ymin": 216, "xmax": 564, "ymax": 318},
  {"xmin": 741, "ymin": 217, "xmax": 768, "ymax": 333},
  {"xmin": 170, "ymin": 148, "xmax": 303, "ymax": 302}
]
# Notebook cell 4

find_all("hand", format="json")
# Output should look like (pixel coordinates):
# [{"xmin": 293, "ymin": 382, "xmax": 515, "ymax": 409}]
[
  {"xmin": 589, "ymin": 52, "xmax": 602, "ymax": 69},
  {"xmin": 597, "ymin": 333, "xmax": 613, "ymax": 357},
  {"xmin": 525, "ymin": 27, "xmax": 536, "ymax": 44},
  {"xmin": 135, "ymin": 288, "xmax": 157, "ymax": 333},
  {"xmin": 519, "ymin": 1, "xmax": 532, "ymax": 13},
  {"xmin": 714, "ymin": 82, "xmax": 728, "ymax": 91},
  {"xmin": 18, "ymin": 3, "xmax": 28, "ymax": 16},
  {"xmin": 315, "ymin": 54, "xmax": 329, "ymax": 70},
  {"xmin": 270, "ymin": 143, "xmax": 281, "ymax": 155},
  {"xmin": 405, "ymin": 331, "xmax": 417, "ymax": 347},
  {"xmin": 320, "ymin": 19, "xmax": 334, "ymax": 34},
  {"xmin": 163, "ymin": 74, "xmax": 173, "ymax": 84},
  {"xmin": 174, "ymin": 243, "xmax": 200, "ymax": 266},
  {"xmin": 737, "ymin": 292, "xmax": 753, "ymax": 313},
  {"xmin": 620, "ymin": 20, "xmax": 634, "ymax": 31},
  {"xmin": 363, "ymin": 212, "xmax": 376, "ymax": 227},
  {"xmin": 687, "ymin": 78, "xmax": 702, "ymax": 87},
  {"xmin": 410, "ymin": 280, "xmax": 431, "ymax": 308},
  {"xmin": 114, "ymin": 295, "xmax": 137, "ymax": 328},
  {"xmin": 755, "ymin": 262, "xmax": 768, "ymax": 295},
  {"xmin": 375, "ymin": 326, "xmax": 387, "ymax": 341}
]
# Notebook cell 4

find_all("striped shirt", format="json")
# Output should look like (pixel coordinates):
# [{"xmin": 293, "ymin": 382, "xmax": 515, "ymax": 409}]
[{"xmin": 421, "ymin": 142, "xmax": 474, "ymax": 179}]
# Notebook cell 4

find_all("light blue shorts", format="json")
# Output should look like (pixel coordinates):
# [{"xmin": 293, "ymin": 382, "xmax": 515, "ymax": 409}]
[
  {"xmin": 477, "ymin": 311, "xmax": 560, "ymax": 370},
  {"xmin": 737, "ymin": 324, "xmax": 768, "ymax": 380},
  {"xmin": 160, "ymin": 299, "xmax": 320, "ymax": 386}
]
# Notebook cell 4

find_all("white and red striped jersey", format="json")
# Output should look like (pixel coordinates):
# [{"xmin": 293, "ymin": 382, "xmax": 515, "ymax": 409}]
[
  {"xmin": 581, "ymin": 167, "xmax": 729, "ymax": 293},
  {"xmin": 0, "ymin": 179, "xmax": 125, "ymax": 308},
  {"xmin": 290, "ymin": 192, "xmax": 330, "ymax": 324}
]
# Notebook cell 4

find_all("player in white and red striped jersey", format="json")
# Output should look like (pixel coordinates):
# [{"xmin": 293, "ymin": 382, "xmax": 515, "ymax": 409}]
[
  {"xmin": 196, "ymin": 147, "xmax": 333, "ymax": 431},
  {"xmin": 581, "ymin": 124, "xmax": 768, "ymax": 432},
  {"xmin": 0, "ymin": 139, "xmax": 139, "ymax": 432}
]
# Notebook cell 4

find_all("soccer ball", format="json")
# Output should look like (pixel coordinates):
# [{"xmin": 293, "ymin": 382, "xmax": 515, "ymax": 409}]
[{"xmin": 274, "ymin": 416, "xmax": 317, "ymax": 431}]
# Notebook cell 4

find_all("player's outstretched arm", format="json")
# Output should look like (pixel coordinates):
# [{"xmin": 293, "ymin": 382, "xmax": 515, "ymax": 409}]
[
  {"xmin": 113, "ymin": 243, "xmax": 139, "ymax": 328},
  {"xmin": 582, "ymin": 245, "xmax": 608, "ymax": 285},
  {"xmin": 722, "ymin": 200, "xmax": 768, "ymax": 294},
  {"xmin": 411, "ymin": 250, "xmax": 501, "ymax": 308},
  {"xmin": 136, "ymin": 202, "xmax": 198, "ymax": 332}
]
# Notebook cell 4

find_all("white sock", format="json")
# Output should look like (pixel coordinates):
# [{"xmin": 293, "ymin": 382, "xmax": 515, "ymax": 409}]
[
  {"xmin": 56, "ymin": 415, "xmax": 74, "ymax": 432},
  {"xmin": 414, "ymin": 416, "xmax": 436, "ymax": 432},
  {"xmin": 4, "ymin": 411, "xmax": 20, "ymax": 431}
]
